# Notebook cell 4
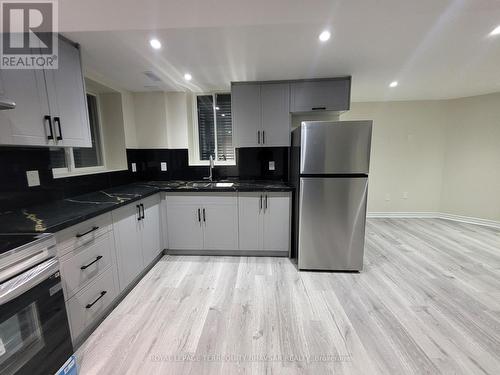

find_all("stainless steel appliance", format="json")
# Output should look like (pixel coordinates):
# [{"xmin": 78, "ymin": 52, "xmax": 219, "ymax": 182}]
[
  {"xmin": 0, "ymin": 233, "xmax": 73, "ymax": 375},
  {"xmin": 291, "ymin": 121, "xmax": 372, "ymax": 271}
]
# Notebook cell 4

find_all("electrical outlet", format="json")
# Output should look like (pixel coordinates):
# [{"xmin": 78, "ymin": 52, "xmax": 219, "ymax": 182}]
[
  {"xmin": 385, "ymin": 193, "xmax": 391, "ymax": 201},
  {"xmin": 160, "ymin": 162, "xmax": 167, "ymax": 171},
  {"xmin": 131, "ymin": 163, "xmax": 137, "ymax": 173},
  {"xmin": 403, "ymin": 192, "xmax": 409, "ymax": 199},
  {"xmin": 26, "ymin": 170, "xmax": 40, "ymax": 187},
  {"xmin": 268, "ymin": 161, "xmax": 275, "ymax": 171}
]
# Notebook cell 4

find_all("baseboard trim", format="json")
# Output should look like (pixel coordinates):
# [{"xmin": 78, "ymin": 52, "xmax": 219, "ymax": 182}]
[{"xmin": 367, "ymin": 212, "xmax": 500, "ymax": 229}]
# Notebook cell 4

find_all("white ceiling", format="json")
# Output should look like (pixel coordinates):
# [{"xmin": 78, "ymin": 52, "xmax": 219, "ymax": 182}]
[{"xmin": 61, "ymin": 0, "xmax": 500, "ymax": 101}]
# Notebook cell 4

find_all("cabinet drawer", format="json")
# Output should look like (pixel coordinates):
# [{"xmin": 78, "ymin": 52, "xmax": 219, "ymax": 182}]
[
  {"xmin": 166, "ymin": 192, "xmax": 237, "ymax": 205},
  {"xmin": 56, "ymin": 213, "xmax": 113, "ymax": 256},
  {"xmin": 66, "ymin": 266, "xmax": 117, "ymax": 341},
  {"xmin": 60, "ymin": 231, "xmax": 114, "ymax": 300}
]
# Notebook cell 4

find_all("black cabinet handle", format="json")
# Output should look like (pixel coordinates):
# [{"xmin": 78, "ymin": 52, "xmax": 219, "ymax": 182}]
[
  {"xmin": 44, "ymin": 115, "xmax": 54, "ymax": 140},
  {"xmin": 262, "ymin": 130, "xmax": 265, "ymax": 144},
  {"xmin": 265, "ymin": 195, "xmax": 268, "ymax": 210},
  {"xmin": 257, "ymin": 131, "xmax": 260, "ymax": 144},
  {"xmin": 140, "ymin": 203, "xmax": 145, "ymax": 219},
  {"xmin": 203, "ymin": 208, "xmax": 206, "ymax": 222},
  {"xmin": 137, "ymin": 205, "xmax": 142, "ymax": 221},
  {"xmin": 197, "ymin": 208, "xmax": 201, "ymax": 222},
  {"xmin": 54, "ymin": 116, "xmax": 63, "ymax": 140},
  {"xmin": 80, "ymin": 255, "xmax": 103, "ymax": 270},
  {"xmin": 259, "ymin": 195, "xmax": 263, "ymax": 210},
  {"xmin": 85, "ymin": 291, "xmax": 107, "ymax": 309},
  {"xmin": 312, "ymin": 107, "xmax": 326, "ymax": 111},
  {"xmin": 76, "ymin": 226, "xmax": 99, "ymax": 238}
]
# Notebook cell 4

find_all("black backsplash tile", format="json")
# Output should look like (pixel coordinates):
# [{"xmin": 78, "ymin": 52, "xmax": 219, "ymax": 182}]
[
  {"xmin": 126, "ymin": 147, "xmax": 289, "ymax": 182},
  {"xmin": 0, "ymin": 145, "xmax": 289, "ymax": 211}
]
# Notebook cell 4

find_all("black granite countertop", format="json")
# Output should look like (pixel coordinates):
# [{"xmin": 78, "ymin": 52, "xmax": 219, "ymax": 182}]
[{"xmin": 0, "ymin": 180, "xmax": 292, "ymax": 234}]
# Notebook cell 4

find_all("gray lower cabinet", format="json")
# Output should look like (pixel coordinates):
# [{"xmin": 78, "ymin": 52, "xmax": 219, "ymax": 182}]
[
  {"xmin": 66, "ymin": 266, "xmax": 118, "ymax": 342},
  {"xmin": 290, "ymin": 78, "xmax": 351, "ymax": 112},
  {"xmin": 112, "ymin": 194, "xmax": 162, "ymax": 291},
  {"xmin": 238, "ymin": 192, "xmax": 291, "ymax": 253}
]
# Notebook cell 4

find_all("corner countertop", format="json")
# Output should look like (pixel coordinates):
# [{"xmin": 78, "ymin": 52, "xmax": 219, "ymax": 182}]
[{"xmin": 0, "ymin": 180, "xmax": 292, "ymax": 234}]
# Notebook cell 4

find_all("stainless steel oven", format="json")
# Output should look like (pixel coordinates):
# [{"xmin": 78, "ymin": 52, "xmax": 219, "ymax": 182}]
[{"xmin": 0, "ymin": 234, "xmax": 73, "ymax": 375}]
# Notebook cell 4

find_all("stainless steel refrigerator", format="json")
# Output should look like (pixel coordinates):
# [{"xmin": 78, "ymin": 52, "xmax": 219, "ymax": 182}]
[{"xmin": 290, "ymin": 121, "xmax": 372, "ymax": 271}]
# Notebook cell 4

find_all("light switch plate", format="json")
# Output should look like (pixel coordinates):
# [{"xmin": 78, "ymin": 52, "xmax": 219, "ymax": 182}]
[
  {"xmin": 26, "ymin": 170, "xmax": 40, "ymax": 187},
  {"xmin": 160, "ymin": 162, "xmax": 167, "ymax": 171},
  {"xmin": 131, "ymin": 163, "xmax": 137, "ymax": 173},
  {"xmin": 269, "ymin": 161, "xmax": 275, "ymax": 171}
]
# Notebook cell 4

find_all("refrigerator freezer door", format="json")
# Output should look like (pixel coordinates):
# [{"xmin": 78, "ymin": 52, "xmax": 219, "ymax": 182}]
[
  {"xmin": 298, "ymin": 177, "xmax": 368, "ymax": 270},
  {"xmin": 300, "ymin": 121, "xmax": 372, "ymax": 174}
]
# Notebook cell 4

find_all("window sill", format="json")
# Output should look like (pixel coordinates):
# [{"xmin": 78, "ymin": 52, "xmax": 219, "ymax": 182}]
[
  {"xmin": 52, "ymin": 167, "xmax": 126, "ymax": 179},
  {"xmin": 188, "ymin": 161, "xmax": 237, "ymax": 167}
]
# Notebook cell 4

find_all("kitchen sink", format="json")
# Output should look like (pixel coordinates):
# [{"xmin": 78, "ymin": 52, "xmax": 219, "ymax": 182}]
[{"xmin": 186, "ymin": 181, "xmax": 235, "ymax": 189}]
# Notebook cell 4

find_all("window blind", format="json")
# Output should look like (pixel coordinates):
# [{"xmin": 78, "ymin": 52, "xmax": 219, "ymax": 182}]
[
  {"xmin": 215, "ymin": 93, "xmax": 233, "ymax": 161},
  {"xmin": 73, "ymin": 94, "xmax": 103, "ymax": 168},
  {"xmin": 197, "ymin": 95, "xmax": 216, "ymax": 161}
]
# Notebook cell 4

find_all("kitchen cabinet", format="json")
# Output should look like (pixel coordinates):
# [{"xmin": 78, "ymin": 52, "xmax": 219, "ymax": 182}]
[
  {"xmin": 232, "ymin": 83, "xmax": 261, "ymax": 147},
  {"xmin": 232, "ymin": 82, "xmax": 290, "ymax": 147},
  {"xmin": 238, "ymin": 192, "xmax": 291, "ymax": 252},
  {"xmin": 166, "ymin": 193, "xmax": 238, "ymax": 251},
  {"xmin": 290, "ymin": 78, "xmax": 351, "ymax": 113},
  {"xmin": 112, "ymin": 194, "xmax": 161, "ymax": 291},
  {"xmin": 0, "ymin": 36, "xmax": 91, "ymax": 147},
  {"xmin": 0, "ymin": 64, "xmax": 53, "ymax": 146},
  {"xmin": 44, "ymin": 37, "xmax": 91, "ymax": 147}
]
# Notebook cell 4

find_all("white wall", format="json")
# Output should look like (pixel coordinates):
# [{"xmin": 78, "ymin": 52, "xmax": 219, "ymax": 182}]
[
  {"xmin": 343, "ymin": 93, "xmax": 500, "ymax": 222},
  {"xmin": 341, "ymin": 101, "xmax": 448, "ymax": 214},
  {"xmin": 441, "ymin": 93, "xmax": 500, "ymax": 221},
  {"xmin": 131, "ymin": 92, "xmax": 189, "ymax": 149}
]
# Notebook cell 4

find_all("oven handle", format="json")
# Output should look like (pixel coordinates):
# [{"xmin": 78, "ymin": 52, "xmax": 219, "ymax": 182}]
[{"xmin": 0, "ymin": 258, "xmax": 59, "ymax": 305}]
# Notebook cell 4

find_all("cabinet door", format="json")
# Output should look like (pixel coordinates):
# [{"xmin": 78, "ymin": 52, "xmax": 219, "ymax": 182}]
[
  {"xmin": 45, "ymin": 38, "xmax": 91, "ymax": 147},
  {"xmin": 238, "ymin": 193, "xmax": 263, "ymax": 250},
  {"xmin": 0, "ymin": 67, "xmax": 53, "ymax": 146},
  {"xmin": 261, "ymin": 83, "xmax": 290, "ymax": 147},
  {"xmin": 140, "ymin": 195, "xmax": 161, "ymax": 266},
  {"xmin": 262, "ymin": 193, "xmax": 291, "ymax": 252},
  {"xmin": 112, "ymin": 203, "xmax": 143, "ymax": 291},
  {"xmin": 203, "ymin": 203, "xmax": 238, "ymax": 250},
  {"xmin": 232, "ymin": 83, "xmax": 261, "ymax": 147},
  {"xmin": 166, "ymin": 204, "xmax": 204, "ymax": 249},
  {"xmin": 290, "ymin": 79, "xmax": 350, "ymax": 112}
]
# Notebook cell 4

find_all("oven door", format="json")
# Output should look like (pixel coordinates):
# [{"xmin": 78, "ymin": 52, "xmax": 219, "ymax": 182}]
[{"xmin": 0, "ymin": 258, "xmax": 73, "ymax": 375}]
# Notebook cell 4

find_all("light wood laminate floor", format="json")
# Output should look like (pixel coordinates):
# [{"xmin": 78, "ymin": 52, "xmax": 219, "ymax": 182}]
[{"xmin": 76, "ymin": 219, "xmax": 500, "ymax": 374}]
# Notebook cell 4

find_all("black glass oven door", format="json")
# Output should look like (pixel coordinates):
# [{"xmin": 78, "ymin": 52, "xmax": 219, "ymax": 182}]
[{"xmin": 0, "ymin": 258, "xmax": 73, "ymax": 375}]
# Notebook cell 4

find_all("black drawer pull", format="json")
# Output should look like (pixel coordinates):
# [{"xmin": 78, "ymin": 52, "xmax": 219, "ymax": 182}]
[
  {"xmin": 54, "ymin": 116, "xmax": 63, "ymax": 140},
  {"xmin": 312, "ymin": 107, "xmax": 326, "ymax": 110},
  {"xmin": 197, "ymin": 208, "xmax": 201, "ymax": 222},
  {"xmin": 86, "ymin": 291, "xmax": 107, "ymax": 309},
  {"xmin": 44, "ymin": 115, "xmax": 54, "ymax": 140},
  {"xmin": 140, "ymin": 203, "xmax": 145, "ymax": 219},
  {"xmin": 80, "ymin": 255, "xmax": 103, "ymax": 270},
  {"xmin": 76, "ymin": 226, "xmax": 99, "ymax": 238}
]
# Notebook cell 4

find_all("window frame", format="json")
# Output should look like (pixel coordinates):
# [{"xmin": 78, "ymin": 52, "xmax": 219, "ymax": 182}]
[
  {"xmin": 190, "ymin": 91, "xmax": 236, "ymax": 166},
  {"xmin": 52, "ymin": 91, "xmax": 107, "ymax": 178}
]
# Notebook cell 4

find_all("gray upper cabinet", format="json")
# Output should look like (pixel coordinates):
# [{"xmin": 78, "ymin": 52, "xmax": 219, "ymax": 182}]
[
  {"xmin": 0, "ymin": 67, "xmax": 53, "ymax": 146},
  {"xmin": 232, "ymin": 83, "xmax": 261, "ymax": 148},
  {"xmin": 44, "ymin": 38, "xmax": 91, "ymax": 147},
  {"xmin": 290, "ymin": 78, "xmax": 351, "ymax": 113},
  {"xmin": 0, "ymin": 36, "xmax": 91, "ymax": 147},
  {"xmin": 232, "ymin": 82, "xmax": 290, "ymax": 148},
  {"xmin": 261, "ymin": 83, "xmax": 290, "ymax": 147}
]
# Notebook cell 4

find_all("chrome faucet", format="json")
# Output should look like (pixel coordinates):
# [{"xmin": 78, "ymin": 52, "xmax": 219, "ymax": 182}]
[{"xmin": 204, "ymin": 155, "xmax": 215, "ymax": 181}]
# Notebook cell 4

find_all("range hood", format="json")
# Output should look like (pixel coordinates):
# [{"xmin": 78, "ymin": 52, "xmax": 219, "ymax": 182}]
[{"xmin": 0, "ymin": 99, "xmax": 16, "ymax": 110}]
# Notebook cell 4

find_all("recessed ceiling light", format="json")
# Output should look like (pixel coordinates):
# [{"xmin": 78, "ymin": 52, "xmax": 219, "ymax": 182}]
[
  {"xmin": 149, "ymin": 39, "xmax": 161, "ymax": 49},
  {"xmin": 489, "ymin": 25, "xmax": 500, "ymax": 36},
  {"xmin": 221, "ymin": 114, "xmax": 226, "ymax": 117},
  {"xmin": 389, "ymin": 81, "xmax": 399, "ymax": 88},
  {"xmin": 319, "ymin": 30, "xmax": 331, "ymax": 42},
  {"xmin": 215, "ymin": 106, "xmax": 220, "ymax": 110},
  {"xmin": 184, "ymin": 73, "xmax": 192, "ymax": 81}
]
